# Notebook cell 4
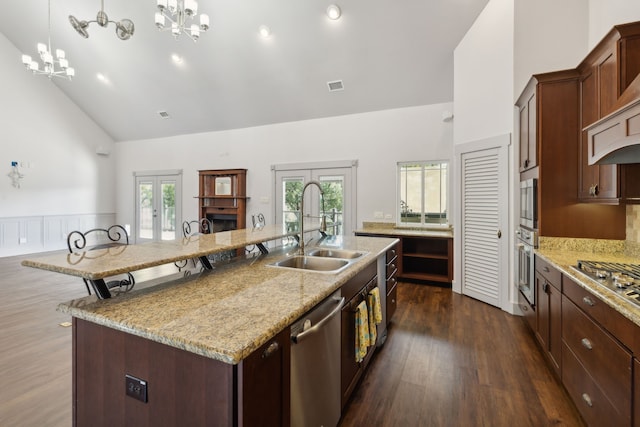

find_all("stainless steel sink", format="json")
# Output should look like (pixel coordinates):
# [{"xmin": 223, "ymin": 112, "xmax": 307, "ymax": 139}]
[
  {"xmin": 272, "ymin": 256, "xmax": 349, "ymax": 272},
  {"xmin": 306, "ymin": 249, "xmax": 365, "ymax": 259}
]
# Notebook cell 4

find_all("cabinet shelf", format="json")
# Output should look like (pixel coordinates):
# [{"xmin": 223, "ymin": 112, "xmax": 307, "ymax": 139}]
[
  {"xmin": 403, "ymin": 252, "xmax": 449, "ymax": 260},
  {"xmin": 354, "ymin": 231, "xmax": 453, "ymax": 284}
]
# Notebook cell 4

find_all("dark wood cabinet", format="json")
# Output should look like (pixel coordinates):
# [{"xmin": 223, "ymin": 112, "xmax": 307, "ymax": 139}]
[
  {"xmin": 519, "ymin": 90, "xmax": 537, "ymax": 172},
  {"xmin": 401, "ymin": 236, "xmax": 452, "ymax": 283},
  {"xmin": 385, "ymin": 244, "xmax": 398, "ymax": 323},
  {"xmin": 74, "ymin": 318, "xmax": 291, "ymax": 427},
  {"xmin": 517, "ymin": 69, "xmax": 627, "ymax": 239},
  {"xmin": 577, "ymin": 22, "xmax": 640, "ymax": 204},
  {"xmin": 198, "ymin": 169, "xmax": 248, "ymax": 231},
  {"xmin": 354, "ymin": 232, "xmax": 453, "ymax": 285},
  {"xmin": 534, "ymin": 255, "xmax": 561, "ymax": 377},
  {"xmin": 238, "ymin": 328, "xmax": 291, "ymax": 427},
  {"xmin": 340, "ymin": 261, "xmax": 377, "ymax": 409},
  {"xmin": 562, "ymin": 274, "xmax": 634, "ymax": 427}
]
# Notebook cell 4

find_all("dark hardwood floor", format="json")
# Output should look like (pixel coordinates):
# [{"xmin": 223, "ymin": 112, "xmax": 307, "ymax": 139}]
[
  {"xmin": 340, "ymin": 283, "xmax": 584, "ymax": 426},
  {"xmin": 0, "ymin": 253, "xmax": 583, "ymax": 426}
]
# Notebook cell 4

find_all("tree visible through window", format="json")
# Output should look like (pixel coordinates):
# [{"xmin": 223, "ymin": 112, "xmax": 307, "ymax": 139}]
[{"xmin": 398, "ymin": 161, "xmax": 448, "ymax": 226}]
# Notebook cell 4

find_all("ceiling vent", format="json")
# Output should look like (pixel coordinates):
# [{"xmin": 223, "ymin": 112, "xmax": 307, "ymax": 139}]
[
  {"xmin": 158, "ymin": 111, "xmax": 170, "ymax": 119},
  {"xmin": 327, "ymin": 80, "xmax": 344, "ymax": 92}
]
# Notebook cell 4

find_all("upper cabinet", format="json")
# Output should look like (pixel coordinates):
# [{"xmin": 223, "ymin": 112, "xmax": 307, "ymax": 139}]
[
  {"xmin": 518, "ymin": 89, "xmax": 537, "ymax": 173},
  {"xmin": 577, "ymin": 21, "xmax": 640, "ymax": 203}
]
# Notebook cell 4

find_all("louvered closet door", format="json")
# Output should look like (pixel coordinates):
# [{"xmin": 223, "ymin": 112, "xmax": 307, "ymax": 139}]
[{"xmin": 461, "ymin": 146, "xmax": 506, "ymax": 307}]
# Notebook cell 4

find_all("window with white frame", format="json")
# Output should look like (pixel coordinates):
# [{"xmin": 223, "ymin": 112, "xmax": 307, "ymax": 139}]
[{"xmin": 398, "ymin": 161, "xmax": 448, "ymax": 226}]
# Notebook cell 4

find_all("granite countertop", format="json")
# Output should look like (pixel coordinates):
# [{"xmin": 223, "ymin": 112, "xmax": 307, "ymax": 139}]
[
  {"xmin": 536, "ymin": 237, "xmax": 640, "ymax": 327},
  {"xmin": 57, "ymin": 235, "xmax": 398, "ymax": 365},
  {"xmin": 354, "ymin": 222, "xmax": 453, "ymax": 239},
  {"xmin": 21, "ymin": 222, "xmax": 321, "ymax": 280}
]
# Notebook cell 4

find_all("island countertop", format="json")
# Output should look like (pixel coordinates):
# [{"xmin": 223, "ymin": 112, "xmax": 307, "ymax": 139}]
[{"xmin": 56, "ymin": 235, "xmax": 398, "ymax": 365}]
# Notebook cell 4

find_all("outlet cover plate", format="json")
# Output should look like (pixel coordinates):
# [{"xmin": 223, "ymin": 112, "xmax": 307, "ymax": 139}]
[{"xmin": 125, "ymin": 374, "xmax": 148, "ymax": 403}]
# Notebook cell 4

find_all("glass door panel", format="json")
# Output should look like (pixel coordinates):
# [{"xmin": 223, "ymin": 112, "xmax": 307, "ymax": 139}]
[{"xmin": 135, "ymin": 173, "xmax": 181, "ymax": 243}]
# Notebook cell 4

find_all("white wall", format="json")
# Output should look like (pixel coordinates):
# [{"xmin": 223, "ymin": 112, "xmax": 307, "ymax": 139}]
[
  {"xmin": 589, "ymin": 0, "xmax": 640, "ymax": 48},
  {"xmin": 453, "ymin": 0, "xmax": 514, "ymax": 146},
  {"xmin": 115, "ymin": 103, "xmax": 454, "ymax": 236},
  {"xmin": 0, "ymin": 32, "xmax": 116, "ymax": 218},
  {"xmin": 514, "ymin": 0, "xmax": 588, "ymax": 99}
]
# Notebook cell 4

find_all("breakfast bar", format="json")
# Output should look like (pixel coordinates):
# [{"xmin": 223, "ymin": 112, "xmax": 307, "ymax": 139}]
[{"xmin": 21, "ymin": 227, "xmax": 398, "ymax": 426}]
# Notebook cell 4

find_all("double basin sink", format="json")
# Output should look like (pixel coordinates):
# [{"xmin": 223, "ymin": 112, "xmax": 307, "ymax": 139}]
[{"xmin": 270, "ymin": 248, "xmax": 367, "ymax": 273}]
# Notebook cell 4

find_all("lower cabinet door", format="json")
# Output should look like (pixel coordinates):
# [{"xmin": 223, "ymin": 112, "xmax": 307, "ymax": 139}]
[{"xmin": 386, "ymin": 277, "xmax": 397, "ymax": 323}]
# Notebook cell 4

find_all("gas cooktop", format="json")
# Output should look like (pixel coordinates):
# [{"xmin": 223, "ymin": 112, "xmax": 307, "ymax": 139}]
[{"xmin": 573, "ymin": 260, "xmax": 640, "ymax": 307}]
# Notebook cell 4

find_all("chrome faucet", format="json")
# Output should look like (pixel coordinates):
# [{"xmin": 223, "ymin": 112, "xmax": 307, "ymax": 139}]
[{"xmin": 298, "ymin": 180, "xmax": 327, "ymax": 255}]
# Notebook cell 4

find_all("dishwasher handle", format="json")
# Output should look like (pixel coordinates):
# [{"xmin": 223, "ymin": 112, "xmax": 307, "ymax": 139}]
[{"xmin": 291, "ymin": 296, "xmax": 346, "ymax": 344}]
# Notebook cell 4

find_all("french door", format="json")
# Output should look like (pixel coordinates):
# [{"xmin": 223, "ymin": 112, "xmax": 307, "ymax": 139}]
[
  {"xmin": 134, "ymin": 170, "xmax": 182, "ymax": 243},
  {"xmin": 273, "ymin": 161, "xmax": 357, "ymax": 237}
]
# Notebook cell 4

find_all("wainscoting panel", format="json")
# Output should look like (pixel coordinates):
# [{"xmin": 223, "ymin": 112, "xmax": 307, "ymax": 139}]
[{"xmin": 0, "ymin": 213, "xmax": 116, "ymax": 257}]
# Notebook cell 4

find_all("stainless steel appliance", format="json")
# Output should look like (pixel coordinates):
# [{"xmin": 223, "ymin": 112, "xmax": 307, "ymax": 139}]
[
  {"xmin": 515, "ymin": 226, "xmax": 537, "ymax": 305},
  {"xmin": 572, "ymin": 260, "xmax": 640, "ymax": 306},
  {"xmin": 520, "ymin": 178, "xmax": 538, "ymax": 229},
  {"xmin": 290, "ymin": 289, "xmax": 345, "ymax": 427}
]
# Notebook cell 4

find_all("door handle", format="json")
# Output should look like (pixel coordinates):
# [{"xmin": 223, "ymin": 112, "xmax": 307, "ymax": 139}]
[
  {"xmin": 291, "ymin": 297, "xmax": 346, "ymax": 344},
  {"xmin": 497, "ymin": 230, "xmax": 502, "ymax": 238}
]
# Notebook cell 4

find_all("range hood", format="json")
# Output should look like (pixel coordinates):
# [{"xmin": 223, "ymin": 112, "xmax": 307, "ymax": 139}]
[{"xmin": 586, "ymin": 74, "xmax": 640, "ymax": 165}]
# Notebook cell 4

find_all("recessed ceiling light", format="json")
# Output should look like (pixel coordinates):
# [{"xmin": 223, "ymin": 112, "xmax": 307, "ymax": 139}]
[
  {"xmin": 258, "ymin": 25, "xmax": 271, "ymax": 38},
  {"xmin": 96, "ymin": 73, "xmax": 109, "ymax": 84},
  {"xmin": 171, "ymin": 53, "xmax": 183, "ymax": 64},
  {"xmin": 326, "ymin": 4, "xmax": 341, "ymax": 20}
]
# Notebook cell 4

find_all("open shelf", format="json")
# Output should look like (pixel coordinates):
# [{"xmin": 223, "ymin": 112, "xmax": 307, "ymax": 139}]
[{"xmin": 355, "ymin": 231, "xmax": 453, "ymax": 285}]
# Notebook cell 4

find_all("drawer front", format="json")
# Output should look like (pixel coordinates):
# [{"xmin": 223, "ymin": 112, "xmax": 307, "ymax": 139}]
[
  {"xmin": 386, "ymin": 281, "xmax": 397, "ymax": 323},
  {"xmin": 342, "ymin": 262, "xmax": 377, "ymax": 302},
  {"xmin": 518, "ymin": 290, "xmax": 535, "ymax": 332},
  {"xmin": 386, "ymin": 259, "xmax": 398, "ymax": 280},
  {"xmin": 386, "ymin": 246, "xmax": 398, "ymax": 265},
  {"xmin": 562, "ymin": 342, "xmax": 629, "ymax": 427},
  {"xmin": 563, "ymin": 274, "xmax": 636, "ymax": 352},
  {"xmin": 562, "ymin": 295, "xmax": 632, "ymax": 412},
  {"xmin": 535, "ymin": 255, "xmax": 561, "ymax": 286}
]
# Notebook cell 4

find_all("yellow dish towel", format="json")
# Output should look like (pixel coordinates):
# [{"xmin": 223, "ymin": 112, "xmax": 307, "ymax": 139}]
[
  {"xmin": 368, "ymin": 287, "xmax": 383, "ymax": 324},
  {"xmin": 367, "ymin": 287, "xmax": 382, "ymax": 345},
  {"xmin": 355, "ymin": 300, "xmax": 370, "ymax": 363}
]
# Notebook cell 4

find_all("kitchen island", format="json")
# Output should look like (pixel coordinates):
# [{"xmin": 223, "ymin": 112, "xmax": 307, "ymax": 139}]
[{"xmin": 22, "ymin": 229, "xmax": 398, "ymax": 426}]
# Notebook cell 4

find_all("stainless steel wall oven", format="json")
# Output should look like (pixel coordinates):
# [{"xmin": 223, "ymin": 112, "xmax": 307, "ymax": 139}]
[{"xmin": 516, "ymin": 226, "xmax": 537, "ymax": 306}]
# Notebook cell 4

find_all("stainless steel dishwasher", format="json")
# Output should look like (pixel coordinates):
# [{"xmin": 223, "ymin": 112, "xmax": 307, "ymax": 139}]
[{"xmin": 291, "ymin": 289, "xmax": 345, "ymax": 427}]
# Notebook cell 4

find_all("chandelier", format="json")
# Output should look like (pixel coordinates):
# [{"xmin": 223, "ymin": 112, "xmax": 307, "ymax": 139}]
[
  {"xmin": 155, "ymin": 0, "xmax": 210, "ymax": 42},
  {"xmin": 69, "ymin": 0, "xmax": 135, "ymax": 41},
  {"xmin": 21, "ymin": 0, "xmax": 75, "ymax": 80}
]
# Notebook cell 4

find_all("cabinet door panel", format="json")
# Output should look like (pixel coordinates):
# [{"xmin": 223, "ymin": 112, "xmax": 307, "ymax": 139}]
[
  {"xmin": 527, "ymin": 92, "xmax": 537, "ymax": 169},
  {"xmin": 598, "ymin": 50, "xmax": 617, "ymax": 117},
  {"xmin": 579, "ymin": 72, "xmax": 600, "ymax": 199},
  {"xmin": 519, "ymin": 104, "xmax": 529, "ymax": 172}
]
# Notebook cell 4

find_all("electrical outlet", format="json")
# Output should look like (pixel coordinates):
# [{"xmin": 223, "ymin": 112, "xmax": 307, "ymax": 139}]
[
  {"xmin": 374, "ymin": 211, "xmax": 384, "ymax": 219},
  {"xmin": 125, "ymin": 374, "xmax": 148, "ymax": 403}
]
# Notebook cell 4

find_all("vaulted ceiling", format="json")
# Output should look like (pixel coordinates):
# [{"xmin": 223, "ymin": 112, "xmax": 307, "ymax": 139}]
[{"xmin": 0, "ymin": 0, "xmax": 489, "ymax": 141}]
